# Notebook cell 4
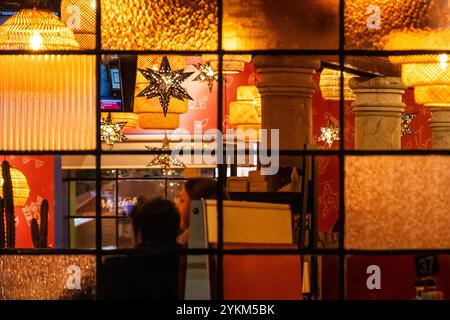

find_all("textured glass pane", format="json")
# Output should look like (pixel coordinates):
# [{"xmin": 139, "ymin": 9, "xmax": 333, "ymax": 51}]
[
  {"xmin": 0, "ymin": 55, "xmax": 96, "ymax": 151},
  {"xmin": 345, "ymin": 0, "xmax": 449, "ymax": 50},
  {"xmin": 61, "ymin": 0, "xmax": 98, "ymax": 50},
  {"xmin": 0, "ymin": 3, "xmax": 95, "ymax": 51},
  {"xmin": 0, "ymin": 255, "xmax": 96, "ymax": 300},
  {"xmin": 223, "ymin": 0, "xmax": 339, "ymax": 50},
  {"xmin": 101, "ymin": 0, "xmax": 218, "ymax": 50},
  {"xmin": 346, "ymin": 255, "xmax": 450, "ymax": 300},
  {"xmin": 345, "ymin": 155, "xmax": 450, "ymax": 249}
]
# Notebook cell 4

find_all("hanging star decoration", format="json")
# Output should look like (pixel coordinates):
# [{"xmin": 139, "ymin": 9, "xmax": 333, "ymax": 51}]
[
  {"xmin": 145, "ymin": 134, "xmax": 186, "ymax": 175},
  {"xmin": 137, "ymin": 56, "xmax": 194, "ymax": 117},
  {"xmin": 192, "ymin": 63, "xmax": 218, "ymax": 92},
  {"xmin": 100, "ymin": 112, "xmax": 127, "ymax": 150},
  {"xmin": 401, "ymin": 112, "xmax": 417, "ymax": 136},
  {"xmin": 318, "ymin": 124, "xmax": 340, "ymax": 148}
]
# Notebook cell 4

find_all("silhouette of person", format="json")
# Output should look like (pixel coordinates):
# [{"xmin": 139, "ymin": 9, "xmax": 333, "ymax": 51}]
[{"xmin": 101, "ymin": 198, "xmax": 181, "ymax": 299}]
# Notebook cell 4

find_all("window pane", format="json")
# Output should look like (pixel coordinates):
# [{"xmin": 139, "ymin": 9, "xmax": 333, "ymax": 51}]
[
  {"xmin": 223, "ymin": 0, "xmax": 339, "ymax": 50},
  {"xmin": 346, "ymin": 255, "xmax": 450, "ymax": 300},
  {"xmin": 345, "ymin": 155, "xmax": 450, "ymax": 249},
  {"xmin": 222, "ymin": 255, "xmax": 340, "ymax": 300},
  {"xmin": 69, "ymin": 217, "xmax": 118, "ymax": 249},
  {"xmin": 101, "ymin": 0, "xmax": 218, "ymax": 50},
  {"xmin": 102, "ymin": 252, "xmax": 183, "ymax": 299},
  {"xmin": 345, "ymin": 0, "xmax": 449, "ymax": 50},
  {"xmin": 0, "ymin": 2, "xmax": 97, "ymax": 51},
  {"xmin": 118, "ymin": 180, "xmax": 165, "ymax": 204},
  {"xmin": 0, "ymin": 255, "xmax": 96, "ymax": 300},
  {"xmin": 0, "ymin": 55, "xmax": 96, "ymax": 151},
  {"xmin": 0, "ymin": 155, "xmax": 64, "ymax": 249}
]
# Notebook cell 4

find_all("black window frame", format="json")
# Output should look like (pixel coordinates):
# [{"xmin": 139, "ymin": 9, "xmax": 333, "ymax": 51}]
[{"xmin": 0, "ymin": 0, "xmax": 448, "ymax": 300}]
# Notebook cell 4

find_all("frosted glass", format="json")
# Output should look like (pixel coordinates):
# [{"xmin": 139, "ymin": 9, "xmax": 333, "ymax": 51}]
[
  {"xmin": 0, "ymin": 55, "xmax": 96, "ymax": 151},
  {"xmin": 345, "ymin": 155, "xmax": 450, "ymax": 249}
]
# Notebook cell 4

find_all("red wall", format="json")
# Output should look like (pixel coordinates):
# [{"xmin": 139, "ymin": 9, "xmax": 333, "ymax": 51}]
[{"xmin": 4, "ymin": 155, "xmax": 55, "ymax": 248}]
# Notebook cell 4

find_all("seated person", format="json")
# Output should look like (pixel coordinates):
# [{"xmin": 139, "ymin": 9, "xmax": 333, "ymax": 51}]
[
  {"xmin": 101, "ymin": 198, "xmax": 181, "ymax": 300},
  {"xmin": 175, "ymin": 178, "xmax": 229, "ymax": 246}
]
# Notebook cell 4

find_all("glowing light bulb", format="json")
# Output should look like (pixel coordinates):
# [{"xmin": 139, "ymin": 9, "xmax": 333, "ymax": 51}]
[
  {"xmin": 439, "ymin": 54, "xmax": 448, "ymax": 71},
  {"xmin": 30, "ymin": 32, "xmax": 42, "ymax": 51}
]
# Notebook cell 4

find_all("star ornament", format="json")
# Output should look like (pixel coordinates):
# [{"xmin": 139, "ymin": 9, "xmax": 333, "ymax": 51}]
[
  {"xmin": 100, "ymin": 113, "xmax": 128, "ymax": 150},
  {"xmin": 145, "ymin": 135, "xmax": 186, "ymax": 175},
  {"xmin": 318, "ymin": 125, "xmax": 340, "ymax": 148},
  {"xmin": 401, "ymin": 112, "xmax": 417, "ymax": 136},
  {"xmin": 137, "ymin": 56, "xmax": 194, "ymax": 117},
  {"xmin": 193, "ymin": 63, "xmax": 218, "ymax": 92}
]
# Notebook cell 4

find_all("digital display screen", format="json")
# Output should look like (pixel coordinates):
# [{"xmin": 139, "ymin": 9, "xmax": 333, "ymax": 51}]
[
  {"xmin": 110, "ymin": 67, "xmax": 121, "ymax": 90},
  {"xmin": 101, "ymin": 61, "xmax": 123, "ymax": 111},
  {"xmin": 100, "ymin": 99, "xmax": 122, "ymax": 111}
]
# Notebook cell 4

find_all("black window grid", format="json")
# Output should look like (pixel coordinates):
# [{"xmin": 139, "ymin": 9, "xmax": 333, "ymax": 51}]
[
  {"xmin": 0, "ymin": 0, "xmax": 447, "ymax": 300},
  {"xmin": 64, "ymin": 172, "xmax": 186, "ymax": 249}
]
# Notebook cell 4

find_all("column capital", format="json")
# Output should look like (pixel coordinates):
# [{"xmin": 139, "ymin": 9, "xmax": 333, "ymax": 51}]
[
  {"xmin": 350, "ymin": 76, "xmax": 406, "ymax": 150},
  {"xmin": 350, "ymin": 76, "xmax": 406, "ymax": 111},
  {"xmin": 252, "ymin": 55, "xmax": 320, "ymax": 70},
  {"xmin": 349, "ymin": 76, "xmax": 406, "ymax": 91},
  {"xmin": 252, "ymin": 55, "xmax": 320, "ymax": 98},
  {"xmin": 429, "ymin": 106, "xmax": 450, "ymax": 149}
]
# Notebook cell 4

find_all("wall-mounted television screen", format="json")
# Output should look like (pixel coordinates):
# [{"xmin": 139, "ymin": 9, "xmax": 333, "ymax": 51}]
[{"xmin": 101, "ymin": 56, "xmax": 123, "ymax": 112}]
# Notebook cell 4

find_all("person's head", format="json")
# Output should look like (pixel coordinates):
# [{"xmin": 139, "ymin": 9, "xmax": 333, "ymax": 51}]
[
  {"xmin": 132, "ymin": 198, "xmax": 180, "ymax": 246},
  {"xmin": 175, "ymin": 178, "xmax": 228, "ymax": 231}
]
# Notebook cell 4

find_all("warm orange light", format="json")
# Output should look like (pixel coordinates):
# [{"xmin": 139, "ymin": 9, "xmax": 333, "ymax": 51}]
[
  {"xmin": 0, "ymin": 168, "xmax": 30, "ymax": 207},
  {"xmin": 345, "ymin": 155, "xmax": 450, "ymax": 249},
  {"xmin": 29, "ymin": 31, "xmax": 42, "ymax": 51},
  {"xmin": 386, "ymin": 29, "xmax": 450, "ymax": 106},
  {"xmin": 0, "ymin": 9, "xmax": 80, "ymax": 50}
]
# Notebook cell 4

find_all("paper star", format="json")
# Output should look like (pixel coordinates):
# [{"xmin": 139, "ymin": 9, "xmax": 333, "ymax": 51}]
[
  {"xmin": 137, "ymin": 56, "xmax": 194, "ymax": 117},
  {"xmin": 100, "ymin": 112, "xmax": 127, "ymax": 150},
  {"xmin": 318, "ymin": 125, "xmax": 340, "ymax": 148},
  {"xmin": 192, "ymin": 63, "xmax": 218, "ymax": 92},
  {"xmin": 401, "ymin": 113, "xmax": 416, "ymax": 136},
  {"xmin": 145, "ymin": 134, "xmax": 185, "ymax": 175}
]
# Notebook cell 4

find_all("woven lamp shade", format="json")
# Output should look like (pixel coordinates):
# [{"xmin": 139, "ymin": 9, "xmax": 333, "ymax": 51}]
[
  {"xmin": 203, "ymin": 54, "xmax": 252, "ymax": 74},
  {"xmin": 61, "ymin": 0, "xmax": 96, "ymax": 49},
  {"xmin": 229, "ymin": 86, "xmax": 261, "ymax": 140},
  {"xmin": 101, "ymin": 112, "xmax": 139, "ymax": 128},
  {"xmin": 0, "ymin": 9, "xmax": 80, "ymax": 50},
  {"xmin": 0, "ymin": 11, "xmax": 96, "ymax": 151},
  {"xmin": 134, "ymin": 55, "xmax": 189, "ymax": 130},
  {"xmin": 386, "ymin": 29, "xmax": 450, "ymax": 106},
  {"xmin": 319, "ymin": 68, "xmax": 356, "ymax": 101},
  {"xmin": 0, "ymin": 168, "xmax": 30, "ymax": 207}
]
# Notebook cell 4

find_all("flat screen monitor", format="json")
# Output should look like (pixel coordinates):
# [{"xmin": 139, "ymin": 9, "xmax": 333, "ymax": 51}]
[{"xmin": 100, "ymin": 57, "xmax": 123, "ymax": 111}]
